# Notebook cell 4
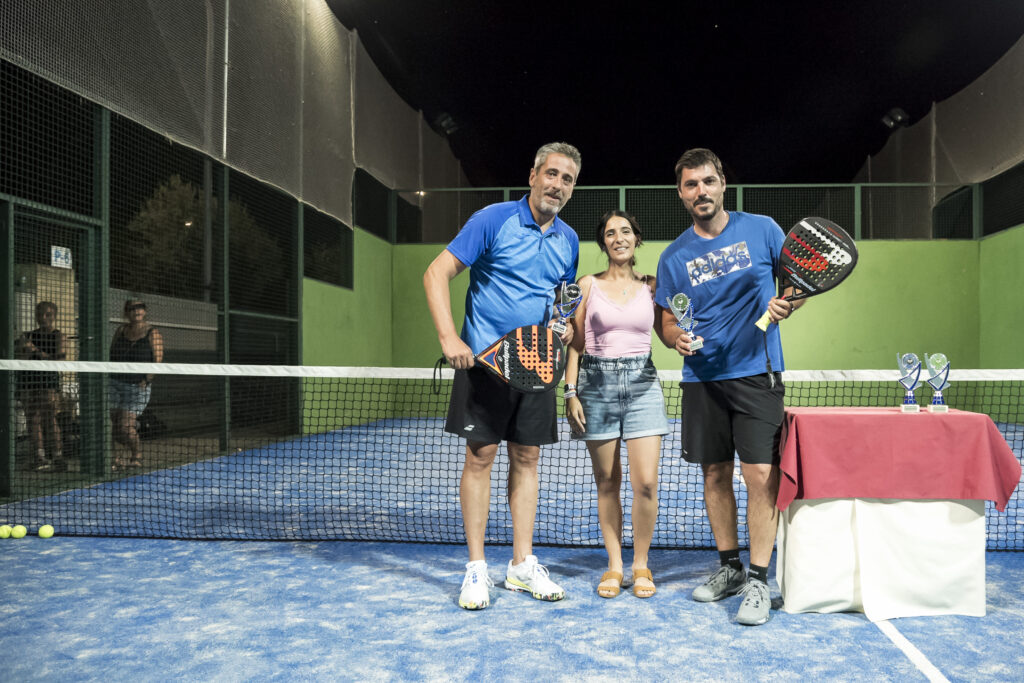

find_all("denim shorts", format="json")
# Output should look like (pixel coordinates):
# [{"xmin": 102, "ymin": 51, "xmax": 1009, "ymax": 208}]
[
  {"xmin": 109, "ymin": 380, "xmax": 152, "ymax": 415},
  {"xmin": 573, "ymin": 354, "xmax": 669, "ymax": 441}
]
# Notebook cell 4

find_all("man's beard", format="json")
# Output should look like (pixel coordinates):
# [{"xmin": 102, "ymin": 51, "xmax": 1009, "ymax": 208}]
[
  {"xmin": 540, "ymin": 195, "xmax": 563, "ymax": 214},
  {"xmin": 689, "ymin": 199, "xmax": 719, "ymax": 220}
]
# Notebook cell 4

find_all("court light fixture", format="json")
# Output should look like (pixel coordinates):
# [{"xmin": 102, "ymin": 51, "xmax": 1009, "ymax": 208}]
[
  {"xmin": 433, "ymin": 112, "xmax": 459, "ymax": 136},
  {"xmin": 881, "ymin": 107, "xmax": 909, "ymax": 129}
]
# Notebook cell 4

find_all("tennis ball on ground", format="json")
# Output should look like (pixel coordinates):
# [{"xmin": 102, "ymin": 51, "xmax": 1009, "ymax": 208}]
[
  {"xmin": 38, "ymin": 524, "xmax": 54, "ymax": 539},
  {"xmin": 11, "ymin": 524, "xmax": 27, "ymax": 539},
  {"xmin": 0, "ymin": 525, "xmax": 11, "ymax": 539}
]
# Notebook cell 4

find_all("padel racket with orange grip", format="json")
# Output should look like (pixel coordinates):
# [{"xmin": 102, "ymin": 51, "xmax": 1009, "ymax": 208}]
[
  {"xmin": 473, "ymin": 325, "xmax": 566, "ymax": 392},
  {"xmin": 754, "ymin": 217, "xmax": 858, "ymax": 330}
]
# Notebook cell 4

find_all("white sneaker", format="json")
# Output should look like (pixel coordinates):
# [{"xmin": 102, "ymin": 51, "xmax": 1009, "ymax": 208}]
[
  {"xmin": 459, "ymin": 560, "xmax": 493, "ymax": 610},
  {"xmin": 504, "ymin": 555, "xmax": 566, "ymax": 601}
]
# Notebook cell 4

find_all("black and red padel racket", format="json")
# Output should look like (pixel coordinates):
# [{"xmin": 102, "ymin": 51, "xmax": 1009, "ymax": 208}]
[{"xmin": 755, "ymin": 217, "xmax": 859, "ymax": 330}]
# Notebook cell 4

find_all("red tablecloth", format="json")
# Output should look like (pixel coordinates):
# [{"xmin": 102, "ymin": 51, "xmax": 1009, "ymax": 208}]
[{"xmin": 777, "ymin": 407, "xmax": 1022, "ymax": 511}]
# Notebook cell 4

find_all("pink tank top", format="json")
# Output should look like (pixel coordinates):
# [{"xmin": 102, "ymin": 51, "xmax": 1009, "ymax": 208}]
[{"xmin": 584, "ymin": 279, "xmax": 654, "ymax": 357}]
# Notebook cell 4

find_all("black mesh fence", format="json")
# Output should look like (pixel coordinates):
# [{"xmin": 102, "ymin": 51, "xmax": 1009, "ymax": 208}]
[
  {"xmin": 982, "ymin": 160, "xmax": 1024, "ymax": 236},
  {"xmin": 0, "ymin": 61, "xmax": 95, "ymax": 217}
]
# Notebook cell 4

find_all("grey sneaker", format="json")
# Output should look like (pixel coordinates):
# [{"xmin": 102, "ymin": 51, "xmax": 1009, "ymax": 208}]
[
  {"xmin": 692, "ymin": 565, "xmax": 746, "ymax": 602},
  {"xmin": 736, "ymin": 578, "xmax": 771, "ymax": 626}
]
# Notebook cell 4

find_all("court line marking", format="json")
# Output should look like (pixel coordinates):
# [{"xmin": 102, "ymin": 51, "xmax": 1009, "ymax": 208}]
[{"xmin": 875, "ymin": 620, "xmax": 951, "ymax": 683}]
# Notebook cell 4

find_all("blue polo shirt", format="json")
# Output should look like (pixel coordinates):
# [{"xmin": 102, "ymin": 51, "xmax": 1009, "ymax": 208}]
[
  {"xmin": 447, "ymin": 195, "xmax": 579, "ymax": 354},
  {"xmin": 655, "ymin": 211, "xmax": 786, "ymax": 382}
]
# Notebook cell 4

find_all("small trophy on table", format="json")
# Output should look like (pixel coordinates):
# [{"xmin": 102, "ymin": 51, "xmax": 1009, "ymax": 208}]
[
  {"xmin": 897, "ymin": 352, "xmax": 922, "ymax": 413},
  {"xmin": 550, "ymin": 282, "xmax": 582, "ymax": 336},
  {"xmin": 668, "ymin": 293, "xmax": 702, "ymax": 351},
  {"xmin": 925, "ymin": 353, "xmax": 951, "ymax": 413}
]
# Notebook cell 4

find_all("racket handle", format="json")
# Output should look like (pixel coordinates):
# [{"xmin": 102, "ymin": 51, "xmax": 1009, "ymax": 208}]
[{"xmin": 754, "ymin": 309, "xmax": 772, "ymax": 331}]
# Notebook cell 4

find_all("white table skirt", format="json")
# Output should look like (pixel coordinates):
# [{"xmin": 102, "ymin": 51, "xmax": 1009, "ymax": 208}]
[{"xmin": 776, "ymin": 498, "xmax": 986, "ymax": 621}]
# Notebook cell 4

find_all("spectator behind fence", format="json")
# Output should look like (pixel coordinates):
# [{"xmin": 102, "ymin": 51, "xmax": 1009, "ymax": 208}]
[
  {"xmin": 16, "ymin": 301, "xmax": 67, "ymax": 471},
  {"xmin": 109, "ymin": 298, "xmax": 164, "ymax": 471}
]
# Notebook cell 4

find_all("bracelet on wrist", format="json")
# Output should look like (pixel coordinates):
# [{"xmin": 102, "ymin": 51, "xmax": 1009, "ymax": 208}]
[{"xmin": 563, "ymin": 390, "xmax": 578, "ymax": 399}]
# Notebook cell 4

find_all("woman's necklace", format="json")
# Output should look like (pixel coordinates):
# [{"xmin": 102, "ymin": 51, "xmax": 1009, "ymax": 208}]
[
  {"xmin": 619, "ymin": 275, "xmax": 637, "ymax": 297},
  {"xmin": 606, "ymin": 268, "xmax": 639, "ymax": 298}
]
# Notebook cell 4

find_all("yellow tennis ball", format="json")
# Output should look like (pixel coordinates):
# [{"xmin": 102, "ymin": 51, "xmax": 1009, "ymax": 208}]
[
  {"xmin": 38, "ymin": 524, "xmax": 54, "ymax": 539},
  {"xmin": 11, "ymin": 524, "xmax": 27, "ymax": 539},
  {"xmin": 0, "ymin": 525, "xmax": 11, "ymax": 539}
]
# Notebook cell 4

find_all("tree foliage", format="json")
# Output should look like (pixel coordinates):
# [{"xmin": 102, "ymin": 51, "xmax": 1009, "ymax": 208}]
[{"xmin": 119, "ymin": 175, "xmax": 285, "ymax": 307}]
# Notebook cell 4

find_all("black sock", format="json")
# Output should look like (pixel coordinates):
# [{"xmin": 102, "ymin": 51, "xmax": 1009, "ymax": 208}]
[
  {"xmin": 748, "ymin": 563, "xmax": 769, "ymax": 584},
  {"xmin": 718, "ymin": 549, "xmax": 742, "ymax": 571}
]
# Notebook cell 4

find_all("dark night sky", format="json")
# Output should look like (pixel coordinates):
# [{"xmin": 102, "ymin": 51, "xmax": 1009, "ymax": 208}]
[{"xmin": 327, "ymin": 1, "xmax": 1024, "ymax": 187}]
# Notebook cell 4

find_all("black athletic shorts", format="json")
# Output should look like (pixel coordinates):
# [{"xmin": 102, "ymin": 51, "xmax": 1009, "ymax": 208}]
[
  {"xmin": 445, "ymin": 366, "xmax": 558, "ymax": 446},
  {"xmin": 680, "ymin": 373, "xmax": 784, "ymax": 465}
]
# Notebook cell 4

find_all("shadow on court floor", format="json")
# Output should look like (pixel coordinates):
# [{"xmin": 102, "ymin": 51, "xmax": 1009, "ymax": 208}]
[{"xmin": 2, "ymin": 539, "xmax": 1022, "ymax": 681}]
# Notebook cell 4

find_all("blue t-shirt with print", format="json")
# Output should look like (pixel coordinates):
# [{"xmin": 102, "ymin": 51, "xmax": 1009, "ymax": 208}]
[
  {"xmin": 655, "ymin": 211, "xmax": 786, "ymax": 382},
  {"xmin": 447, "ymin": 196, "xmax": 579, "ymax": 354}
]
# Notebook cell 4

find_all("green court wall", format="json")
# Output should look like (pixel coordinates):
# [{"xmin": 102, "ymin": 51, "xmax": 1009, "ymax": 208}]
[
  {"xmin": 391, "ymin": 244, "xmax": 468, "ymax": 368},
  {"xmin": 303, "ymin": 229, "xmax": 392, "ymax": 366},
  {"xmin": 303, "ymin": 223, "xmax": 1023, "ymax": 371},
  {"xmin": 979, "ymin": 225, "xmax": 1024, "ymax": 368}
]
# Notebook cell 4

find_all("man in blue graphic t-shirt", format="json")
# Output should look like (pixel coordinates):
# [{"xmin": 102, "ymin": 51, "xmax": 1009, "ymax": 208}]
[
  {"xmin": 423, "ymin": 142, "xmax": 580, "ymax": 611},
  {"xmin": 656, "ymin": 148, "xmax": 803, "ymax": 626}
]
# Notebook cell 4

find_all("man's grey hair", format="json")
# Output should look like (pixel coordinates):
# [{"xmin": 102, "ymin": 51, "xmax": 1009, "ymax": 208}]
[{"xmin": 534, "ymin": 142, "xmax": 581, "ymax": 179}]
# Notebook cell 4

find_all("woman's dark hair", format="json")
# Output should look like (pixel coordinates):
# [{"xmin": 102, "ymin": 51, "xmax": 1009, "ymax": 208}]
[{"xmin": 596, "ymin": 210, "xmax": 643, "ymax": 266}]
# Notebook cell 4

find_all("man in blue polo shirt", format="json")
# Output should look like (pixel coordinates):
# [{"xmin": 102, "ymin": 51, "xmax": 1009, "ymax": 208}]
[
  {"xmin": 424, "ymin": 142, "xmax": 581, "ymax": 610},
  {"xmin": 656, "ymin": 148, "xmax": 801, "ymax": 626}
]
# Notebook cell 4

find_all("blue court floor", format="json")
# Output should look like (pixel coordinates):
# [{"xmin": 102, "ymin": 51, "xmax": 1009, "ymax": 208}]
[{"xmin": 2, "ymin": 538, "xmax": 1022, "ymax": 681}]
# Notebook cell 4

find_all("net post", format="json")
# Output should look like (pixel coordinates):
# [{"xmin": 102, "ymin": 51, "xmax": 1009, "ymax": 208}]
[
  {"xmin": 219, "ymin": 164, "xmax": 231, "ymax": 452},
  {"xmin": 853, "ymin": 184, "xmax": 863, "ymax": 240},
  {"xmin": 80, "ymin": 226, "xmax": 109, "ymax": 476},
  {"xmin": 387, "ymin": 189, "xmax": 397, "ymax": 244},
  {"xmin": 83, "ymin": 107, "xmax": 112, "ymax": 476},
  {"xmin": 971, "ymin": 183, "xmax": 983, "ymax": 239},
  {"xmin": 1, "ymin": 200, "xmax": 13, "ymax": 496}
]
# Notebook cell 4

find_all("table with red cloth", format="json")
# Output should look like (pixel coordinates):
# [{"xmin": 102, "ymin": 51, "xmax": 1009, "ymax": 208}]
[{"xmin": 775, "ymin": 407, "xmax": 1022, "ymax": 621}]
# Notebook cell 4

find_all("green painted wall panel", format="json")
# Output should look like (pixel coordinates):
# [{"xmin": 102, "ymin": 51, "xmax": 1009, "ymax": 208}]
[
  {"xmin": 979, "ymin": 223, "xmax": 1024, "ymax": 368},
  {"xmin": 770, "ymin": 240, "xmax": 980, "ymax": 370},
  {"xmin": 392, "ymin": 239, "xmax": 983, "ymax": 371},
  {"xmin": 391, "ymin": 244, "xmax": 468, "ymax": 367},
  {"xmin": 307, "ymin": 224, "xmax": 1020, "ymax": 372},
  {"xmin": 303, "ymin": 229, "xmax": 392, "ymax": 366}
]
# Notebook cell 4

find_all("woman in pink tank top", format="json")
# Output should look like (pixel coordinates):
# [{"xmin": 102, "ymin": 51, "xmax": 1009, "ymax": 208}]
[{"xmin": 564, "ymin": 211, "xmax": 669, "ymax": 599}]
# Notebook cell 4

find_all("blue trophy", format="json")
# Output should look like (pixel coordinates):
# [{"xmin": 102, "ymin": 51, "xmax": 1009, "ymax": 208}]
[
  {"xmin": 897, "ymin": 352, "xmax": 922, "ymax": 413},
  {"xmin": 925, "ymin": 353, "xmax": 951, "ymax": 413},
  {"xmin": 551, "ymin": 282, "xmax": 582, "ymax": 336},
  {"xmin": 669, "ymin": 293, "xmax": 702, "ymax": 351}
]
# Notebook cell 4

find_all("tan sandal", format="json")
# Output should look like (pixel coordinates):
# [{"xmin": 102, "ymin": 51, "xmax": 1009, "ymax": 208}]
[
  {"xmin": 597, "ymin": 570, "xmax": 623, "ymax": 598},
  {"xmin": 632, "ymin": 568, "xmax": 656, "ymax": 598}
]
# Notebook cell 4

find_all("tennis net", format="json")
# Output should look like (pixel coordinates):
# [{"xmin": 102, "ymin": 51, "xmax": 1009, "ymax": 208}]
[{"xmin": 1, "ymin": 360, "xmax": 1022, "ymax": 549}]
